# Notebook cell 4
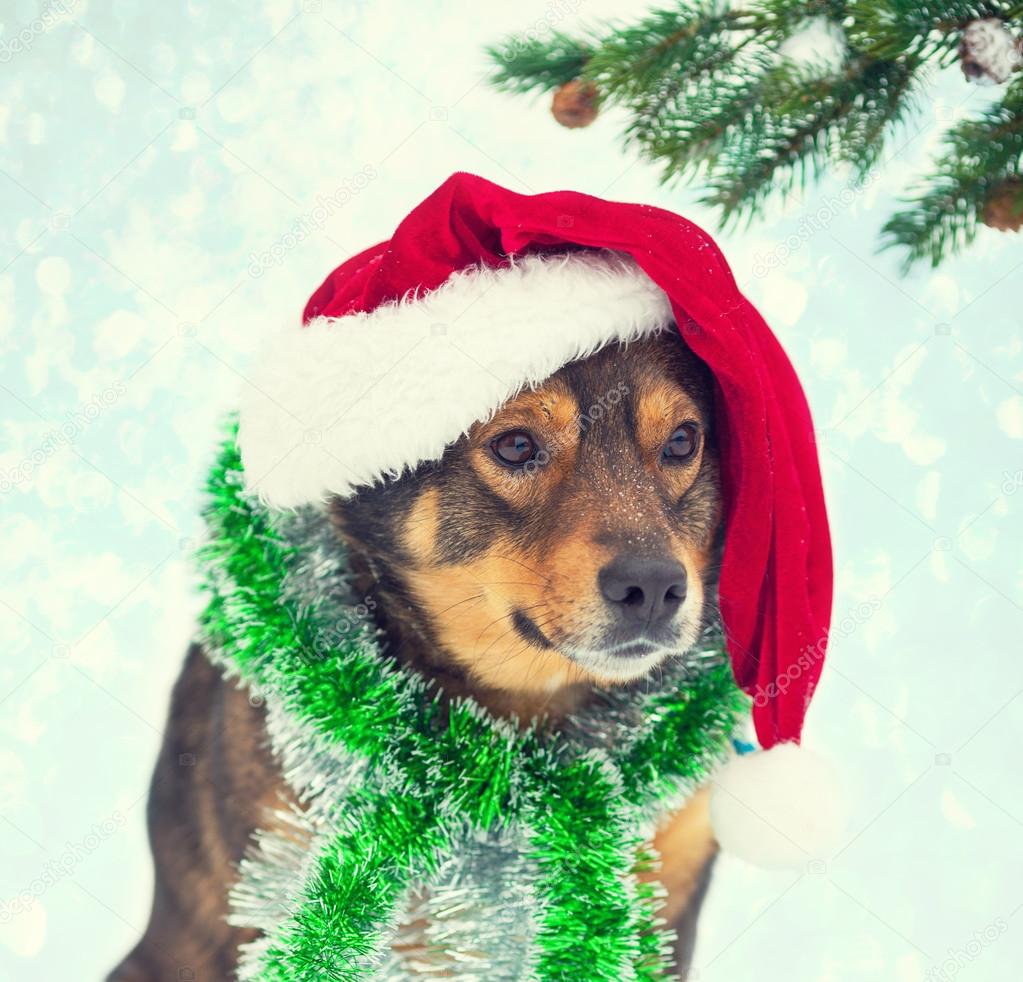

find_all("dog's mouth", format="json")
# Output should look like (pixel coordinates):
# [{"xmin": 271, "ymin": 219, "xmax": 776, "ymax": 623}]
[
  {"xmin": 603, "ymin": 637, "xmax": 666, "ymax": 658},
  {"xmin": 510, "ymin": 607, "xmax": 701, "ymax": 682}
]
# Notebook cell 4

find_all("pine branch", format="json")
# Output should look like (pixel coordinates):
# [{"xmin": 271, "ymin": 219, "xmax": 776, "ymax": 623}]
[
  {"xmin": 489, "ymin": 0, "xmax": 851, "ymax": 103},
  {"xmin": 623, "ymin": 53, "xmax": 775, "ymax": 175},
  {"xmin": 834, "ymin": 57, "xmax": 922, "ymax": 171},
  {"xmin": 582, "ymin": 2, "xmax": 745, "ymax": 103},
  {"xmin": 704, "ymin": 57, "xmax": 921, "ymax": 219},
  {"xmin": 882, "ymin": 79, "xmax": 1023, "ymax": 267},
  {"xmin": 487, "ymin": 1, "xmax": 1023, "ymax": 267},
  {"xmin": 848, "ymin": 0, "xmax": 1023, "ymax": 61},
  {"xmin": 488, "ymin": 32, "xmax": 593, "ymax": 94}
]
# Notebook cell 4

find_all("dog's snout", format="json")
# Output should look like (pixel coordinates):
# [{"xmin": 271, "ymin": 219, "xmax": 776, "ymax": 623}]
[{"xmin": 598, "ymin": 556, "xmax": 687, "ymax": 626}]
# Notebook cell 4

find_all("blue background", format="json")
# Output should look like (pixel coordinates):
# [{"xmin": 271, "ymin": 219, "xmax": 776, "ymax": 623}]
[{"xmin": 2, "ymin": 2, "xmax": 1022, "ymax": 980}]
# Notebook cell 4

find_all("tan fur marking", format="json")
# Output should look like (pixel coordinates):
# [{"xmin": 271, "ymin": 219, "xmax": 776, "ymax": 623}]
[
  {"xmin": 635, "ymin": 381, "xmax": 701, "ymax": 452},
  {"xmin": 403, "ymin": 487, "xmax": 441, "ymax": 563},
  {"xmin": 647, "ymin": 788, "xmax": 717, "ymax": 922},
  {"xmin": 404, "ymin": 549, "xmax": 590, "ymax": 695},
  {"xmin": 482, "ymin": 378, "xmax": 578, "ymax": 431},
  {"xmin": 635, "ymin": 381, "xmax": 712, "ymax": 512}
]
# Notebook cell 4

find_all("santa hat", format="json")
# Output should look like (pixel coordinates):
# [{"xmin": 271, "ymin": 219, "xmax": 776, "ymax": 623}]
[{"xmin": 238, "ymin": 173, "xmax": 842, "ymax": 868}]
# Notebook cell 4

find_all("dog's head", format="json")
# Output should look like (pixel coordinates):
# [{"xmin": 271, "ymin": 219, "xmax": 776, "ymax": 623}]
[{"xmin": 332, "ymin": 330, "xmax": 721, "ymax": 695}]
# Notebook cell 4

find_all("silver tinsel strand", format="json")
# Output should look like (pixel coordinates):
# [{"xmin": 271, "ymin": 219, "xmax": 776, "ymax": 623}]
[{"xmin": 206, "ymin": 502, "xmax": 735, "ymax": 981}]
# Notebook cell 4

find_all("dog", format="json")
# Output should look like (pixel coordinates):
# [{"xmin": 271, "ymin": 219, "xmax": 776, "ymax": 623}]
[{"xmin": 109, "ymin": 328, "xmax": 724, "ymax": 981}]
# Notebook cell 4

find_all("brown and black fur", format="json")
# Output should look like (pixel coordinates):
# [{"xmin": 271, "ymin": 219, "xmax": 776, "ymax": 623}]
[{"xmin": 110, "ymin": 331, "xmax": 724, "ymax": 981}]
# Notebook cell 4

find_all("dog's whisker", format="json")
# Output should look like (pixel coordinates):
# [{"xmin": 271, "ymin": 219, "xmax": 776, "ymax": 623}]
[
  {"xmin": 488, "ymin": 554, "xmax": 553, "ymax": 586},
  {"xmin": 478, "ymin": 613, "xmax": 545, "ymax": 662},
  {"xmin": 434, "ymin": 593, "xmax": 485, "ymax": 618},
  {"xmin": 521, "ymin": 652, "xmax": 547, "ymax": 691},
  {"xmin": 485, "ymin": 607, "xmax": 555, "ymax": 668},
  {"xmin": 472, "ymin": 601, "xmax": 548, "ymax": 653}
]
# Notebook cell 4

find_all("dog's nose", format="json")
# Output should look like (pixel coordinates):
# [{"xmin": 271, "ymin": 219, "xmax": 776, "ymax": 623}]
[{"xmin": 598, "ymin": 556, "xmax": 687, "ymax": 626}]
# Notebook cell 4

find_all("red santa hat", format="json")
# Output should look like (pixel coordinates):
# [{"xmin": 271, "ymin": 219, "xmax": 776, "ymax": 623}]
[{"xmin": 238, "ymin": 173, "xmax": 842, "ymax": 867}]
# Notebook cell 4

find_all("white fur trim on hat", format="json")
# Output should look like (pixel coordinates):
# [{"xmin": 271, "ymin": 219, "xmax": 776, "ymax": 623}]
[
  {"xmin": 710, "ymin": 744, "xmax": 848, "ymax": 870},
  {"xmin": 237, "ymin": 251, "xmax": 673, "ymax": 507}
]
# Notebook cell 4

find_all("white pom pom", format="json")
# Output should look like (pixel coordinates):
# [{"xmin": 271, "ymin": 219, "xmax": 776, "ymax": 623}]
[{"xmin": 709, "ymin": 743, "xmax": 847, "ymax": 870}]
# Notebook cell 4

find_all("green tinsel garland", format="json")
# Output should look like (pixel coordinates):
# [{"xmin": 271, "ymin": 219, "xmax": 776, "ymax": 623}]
[{"xmin": 196, "ymin": 430, "xmax": 748, "ymax": 981}]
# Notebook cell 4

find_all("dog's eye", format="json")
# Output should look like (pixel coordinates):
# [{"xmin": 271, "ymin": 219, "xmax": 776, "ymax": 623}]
[
  {"xmin": 661, "ymin": 423, "xmax": 699, "ymax": 463},
  {"xmin": 490, "ymin": 429, "xmax": 539, "ymax": 467}
]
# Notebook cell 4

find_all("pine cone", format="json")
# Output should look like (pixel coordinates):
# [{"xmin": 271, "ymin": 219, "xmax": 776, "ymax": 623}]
[
  {"xmin": 551, "ymin": 80, "xmax": 599, "ymax": 129},
  {"xmin": 982, "ymin": 179, "xmax": 1023, "ymax": 232},
  {"xmin": 959, "ymin": 18, "xmax": 1023, "ymax": 84}
]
